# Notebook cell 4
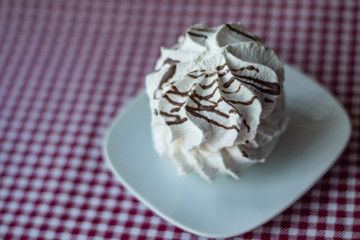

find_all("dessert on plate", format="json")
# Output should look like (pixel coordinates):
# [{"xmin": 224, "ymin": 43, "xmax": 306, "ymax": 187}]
[{"xmin": 145, "ymin": 23, "xmax": 288, "ymax": 181}]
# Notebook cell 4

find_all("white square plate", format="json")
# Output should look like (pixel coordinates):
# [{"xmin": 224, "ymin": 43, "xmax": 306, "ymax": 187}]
[{"xmin": 103, "ymin": 65, "xmax": 350, "ymax": 238}]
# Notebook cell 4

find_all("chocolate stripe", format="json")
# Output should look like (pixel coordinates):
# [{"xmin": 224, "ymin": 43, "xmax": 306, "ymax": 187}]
[
  {"xmin": 188, "ymin": 72, "xmax": 217, "ymax": 79},
  {"xmin": 233, "ymin": 73, "xmax": 280, "ymax": 95},
  {"xmin": 163, "ymin": 94, "xmax": 185, "ymax": 106},
  {"xmin": 160, "ymin": 110, "xmax": 187, "ymax": 125},
  {"xmin": 163, "ymin": 58, "xmax": 180, "ymax": 65},
  {"xmin": 221, "ymin": 84, "xmax": 241, "ymax": 94},
  {"xmin": 189, "ymin": 94, "xmax": 217, "ymax": 106},
  {"xmin": 229, "ymin": 109, "xmax": 238, "ymax": 114},
  {"xmin": 199, "ymin": 79, "xmax": 218, "ymax": 89},
  {"xmin": 167, "ymin": 86, "xmax": 190, "ymax": 96},
  {"xmin": 206, "ymin": 72, "xmax": 217, "ymax": 77},
  {"xmin": 243, "ymin": 119, "xmax": 250, "ymax": 132},
  {"xmin": 218, "ymin": 69, "xmax": 229, "ymax": 77},
  {"xmin": 194, "ymin": 86, "xmax": 219, "ymax": 100},
  {"xmin": 158, "ymin": 65, "xmax": 176, "ymax": 90},
  {"xmin": 188, "ymin": 72, "xmax": 205, "ymax": 79},
  {"xmin": 226, "ymin": 96, "xmax": 258, "ymax": 105},
  {"xmin": 230, "ymin": 65, "xmax": 259, "ymax": 73},
  {"xmin": 170, "ymin": 107, "xmax": 181, "ymax": 113},
  {"xmin": 191, "ymin": 27, "xmax": 210, "ymax": 32},
  {"xmin": 186, "ymin": 105, "xmax": 229, "ymax": 118},
  {"xmin": 225, "ymin": 24, "xmax": 258, "ymax": 41},
  {"xmin": 216, "ymin": 63, "xmax": 226, "ymax": 71},
  {"xmin": 242, "ymin": 150, "xmax": 249, "ymax": 158},
  {"xmin": 223, "ymin": 77, "xmax": 236, "ymax": 88},
  {"xmin": 187, "ymin": 31, "xmax": 207, "ymax": 38},
  {"xmin": 166, "ymin": 119, "xmax": 187, "ymax": 125}
]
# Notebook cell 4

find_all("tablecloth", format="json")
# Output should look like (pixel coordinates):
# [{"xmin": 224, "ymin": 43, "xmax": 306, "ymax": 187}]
[{"xmin": 0, "ymin": 0, "xmax": 359, "ymax": 239}]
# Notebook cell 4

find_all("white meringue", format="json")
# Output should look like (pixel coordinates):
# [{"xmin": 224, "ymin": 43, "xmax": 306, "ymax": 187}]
[{"xmin": 146, "ymin": 23, "xmax": 288, "ymax": 181}]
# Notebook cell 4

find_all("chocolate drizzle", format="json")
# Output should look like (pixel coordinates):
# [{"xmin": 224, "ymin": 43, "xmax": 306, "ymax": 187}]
[
  {"xmin": 199, "ymin": 79, "xmax": 218, "ymax": 89},
  {"xmin": 206, "ymin": 72, "xmax": 217, "ymax": 78},
  {"xmin": 163, "ymin": 94, "xmax": 185, "ymax": 107},
  {"xmin": 159, "ymin": 110, "xmax": 187, "ymax": 125},
  {"xmin": 231, "ymin": 65, "xmax": 259, "ymax": 73},
  {"xmin": 186, "ymin": 103, "xmax": 229, "ymax": 118},
  {"xmin": 170, "ymin": 107, "xmax": 181, "ymax": 113},
  {"xmin": 216, "ymin": 64, "xmax": 226, "ymax": 71},
  {"xmin": 223, "ymin": 77, "xmax": 236, "ymax": 88},
  {"xmin": 167, "ymin": 86, "xmax": 189, "ymax": 97},
  {"xmin": 187, "ymin": 31, "xmax": 207, "ymax": 38},
  {"xmin": 195, "ymin": 86, "xmax": 219, "ymax": 100},
  {"xmin": 218, "ymin": 69, "xmax": 229, "ymax": 77},
  {"xmin": 221, "ymin": 83, "xmax": 241, "ymax": 94},
  {"xmin": 191, "ymin": 27, "xmax": 210, "ymax": 32},
  {"xmin": 188, "ymin": 71, "xmax": 217, "ymax": 79},
  {"xmin": 229, "ymin": 109, "xmax": 238, "ymax": 114},
  {"xmin": 225, "ymin": 24, "xmax": 258, "ymax": 41},
  {"xmin": 158, "ymin": 65, "xmax": 177, "ymax": 90},
  {"xmin": 233, "ymin": 73, "xmax": 280, "ymax": 95},
  {"xmin": 163, "ymin": 58, "xmax": 180, "ymax": 65},
  {"xmin": 188, "ymin": 72, "xmax": 204, "ymax": 79},
  {"xmin": 242, "ymin": 150, "xmax": 249, "ymax": 158},
  {"xmin": 243, "ymin": 119, "xmax": 250, "ymax": 132},
  {"xmin": 225, "ymin": 96, "xmax": 258, "ymax": 105}
]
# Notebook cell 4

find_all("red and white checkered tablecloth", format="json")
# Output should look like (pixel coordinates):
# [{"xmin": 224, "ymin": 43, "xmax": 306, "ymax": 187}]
[{"xmin": 0, "ymin": 0, "xmax": 359, "ymax": 239}]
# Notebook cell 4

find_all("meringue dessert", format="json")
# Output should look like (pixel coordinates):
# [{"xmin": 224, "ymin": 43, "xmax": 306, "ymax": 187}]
[{"xmin": 145, "ymin": 23, "xmax": 288, "ymax": 181}]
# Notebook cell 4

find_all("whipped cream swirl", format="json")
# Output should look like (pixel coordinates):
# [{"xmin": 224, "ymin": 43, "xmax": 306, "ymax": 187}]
[{"xmin": 146, "ymin": 23, "xmax": 288, "ymax": 181}]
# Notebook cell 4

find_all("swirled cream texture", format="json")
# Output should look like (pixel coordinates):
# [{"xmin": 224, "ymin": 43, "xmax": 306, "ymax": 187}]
[{"xmin": 146, "ymin": 23, "xmax": 288, "ymax": 181}]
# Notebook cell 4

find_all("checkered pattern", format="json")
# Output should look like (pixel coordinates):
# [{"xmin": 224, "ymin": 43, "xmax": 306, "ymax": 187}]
[{"xmin": 0, "ymin": 0, "xmax": 359, "ymax": 239}]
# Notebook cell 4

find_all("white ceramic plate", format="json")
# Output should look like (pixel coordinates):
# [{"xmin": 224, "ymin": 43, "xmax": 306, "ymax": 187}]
[{"xmin": 103, "ymin": 65, "xmax": 350, "ymax": 238}]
